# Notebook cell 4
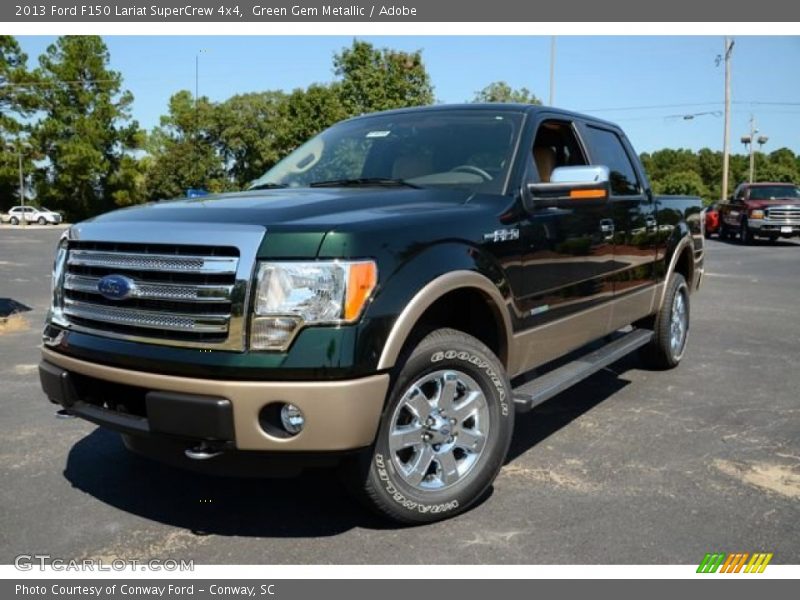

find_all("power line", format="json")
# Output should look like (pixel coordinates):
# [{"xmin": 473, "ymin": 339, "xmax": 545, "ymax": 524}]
[
  {"xmin": 733, "ymin": 101, "xmax": 800, "ymax": 107},
  {"xmin": 0, "ymin": 79, "xmax": 117, "ymax": 88},
  {"xmin": 578, "ymin": 100, "xmax": 800, "ymax": 113},
  {"xmin": 578, "ymin": 102, "xmax": 721, "ymax": 112}
]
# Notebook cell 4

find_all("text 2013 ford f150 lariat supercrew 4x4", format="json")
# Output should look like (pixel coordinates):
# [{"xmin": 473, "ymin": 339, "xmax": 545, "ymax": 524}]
[{"xmin": 39, "ymin": 105, "xmax": 704, "ymax": 523}]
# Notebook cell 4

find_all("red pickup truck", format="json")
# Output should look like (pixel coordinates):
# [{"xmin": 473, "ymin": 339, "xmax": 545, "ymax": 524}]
[{"xmin": 719, "ymin": 182, "xmax": 800, "ymax": 243}]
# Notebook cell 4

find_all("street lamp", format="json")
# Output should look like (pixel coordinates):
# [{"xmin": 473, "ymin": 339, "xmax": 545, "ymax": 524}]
[{"xmin": 741, "ymin": 116, "xmax": 767, "ymax": 184}]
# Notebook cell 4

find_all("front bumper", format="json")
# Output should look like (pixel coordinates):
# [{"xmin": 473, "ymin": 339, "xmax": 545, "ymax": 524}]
[
  {"xmin": 40, "ymin": 347, "xmax": 389, "ymax": 452},
  {"xmin": 747, "ymin": 219, "xmax": 800, "ymax": 235}
]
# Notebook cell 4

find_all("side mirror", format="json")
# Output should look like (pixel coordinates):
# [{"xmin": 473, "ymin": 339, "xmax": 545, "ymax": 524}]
[{"xmin": 526, "ymin": 165, "xmax": 611, "ymax": 208}]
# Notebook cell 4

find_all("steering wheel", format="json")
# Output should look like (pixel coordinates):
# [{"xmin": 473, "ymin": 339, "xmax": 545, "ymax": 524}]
[{"xmin": 449, "ymin": 165, "xmax": 493, "ymax": 181}]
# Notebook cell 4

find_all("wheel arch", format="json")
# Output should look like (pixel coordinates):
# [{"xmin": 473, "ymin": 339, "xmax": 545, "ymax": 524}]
[
  {"xmin": 376, "ymin": 271, "xmax": 513, "ymax": 372},
  {"xmin": 657, "ymin": 234, "xmax": 696, "ymax": 311}
]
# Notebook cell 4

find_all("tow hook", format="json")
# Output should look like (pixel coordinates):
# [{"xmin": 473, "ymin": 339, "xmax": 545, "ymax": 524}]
[
  {"xmin": 55, "ymin": 409, "xmax": 76, "ymax": 419},
  {"xmin": 184, "ymin": 442, "xmax": 224, "ymax": 461}
]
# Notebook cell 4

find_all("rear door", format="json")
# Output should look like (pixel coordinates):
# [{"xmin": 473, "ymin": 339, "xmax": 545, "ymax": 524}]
[{"xmin": 578, "ymin": 124, "xmax": 657, "ymax": 293}]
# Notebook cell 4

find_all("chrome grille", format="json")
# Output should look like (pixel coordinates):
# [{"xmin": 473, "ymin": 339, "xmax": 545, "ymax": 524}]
[
  {"xmin": 64, "ymin": 274, "xmax": 233, "ymax": 303},
  {"xmin": 68, "ymin": 249, "xmax": 238, "ymax": 273},
  {"xmin": 63, "ymin": 299, "xmax": 230, "ymax": 333},
  {"xmin": 766, "ymin": 206, "xmax": 800, "ymax": 223},
  {"xmin": 61, "ymin": 241, "xmax": 240, "ymax": 346}
]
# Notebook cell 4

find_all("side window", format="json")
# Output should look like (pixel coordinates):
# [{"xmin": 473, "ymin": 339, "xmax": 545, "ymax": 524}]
[
  {"xmin": 582, "ymin": 126, "xmax": 640, "ymax": 196},
  {"xmin": 532, "ymin": 120, "xmax": 587, "ymax": 183}
]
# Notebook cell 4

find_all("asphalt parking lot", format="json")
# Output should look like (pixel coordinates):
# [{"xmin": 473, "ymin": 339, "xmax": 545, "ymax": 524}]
[{"xmin": 1, "ymin": 227, "xmax": 798, "ymax": 564}]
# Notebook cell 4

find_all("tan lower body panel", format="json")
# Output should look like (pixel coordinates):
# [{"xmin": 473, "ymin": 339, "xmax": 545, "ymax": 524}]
[
  {"xmin": 508, "ymin": 285, "xmax": 659, "ymax": 377},
  {"xmin": 42, "ymin": 348, "xmax": 389, "ymax": 452}
]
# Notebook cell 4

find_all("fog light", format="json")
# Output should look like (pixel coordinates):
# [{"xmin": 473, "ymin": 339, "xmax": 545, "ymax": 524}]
[{"xmin": 280, "ymin": 403, "xmax": 305, "ymax": 434}]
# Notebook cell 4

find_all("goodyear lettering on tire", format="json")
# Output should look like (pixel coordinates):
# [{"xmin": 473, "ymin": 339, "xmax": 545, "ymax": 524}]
[
  {"xmin": 430, "ymin": 350, "xmax": 509, "ymax": 416},
  {"xmin": 374, "ymin": 454, "xmax": 459, "ymax": 513}
]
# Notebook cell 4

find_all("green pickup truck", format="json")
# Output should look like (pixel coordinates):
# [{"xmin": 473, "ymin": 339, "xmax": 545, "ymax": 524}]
[{"xmin": 39, "ymin": 104, "xmax": 704, "ymax": 523}]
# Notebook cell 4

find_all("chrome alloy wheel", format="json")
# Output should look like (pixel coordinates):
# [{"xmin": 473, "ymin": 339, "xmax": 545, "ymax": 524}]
[
  {"xmin": 388, "ymin": 369, "xmax": 490, "ymax": 491},
  {"xmin": 670, "ymin": 287, "xmax": 688, "ymax": 357}
]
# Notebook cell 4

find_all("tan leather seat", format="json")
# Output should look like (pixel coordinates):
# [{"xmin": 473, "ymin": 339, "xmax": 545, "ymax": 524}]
[{"xmin": 534, "ymin": 147, "xmax": 557, "ymax": 183}]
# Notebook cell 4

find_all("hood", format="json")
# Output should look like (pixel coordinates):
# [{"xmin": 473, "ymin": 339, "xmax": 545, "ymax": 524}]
[
  {"xmin": 744, "ymin": 198, "xmax": 800, "ymax": 209},
  {"xmin": 87, "ymin": 187, "xmax": 477, "ymax": 230}
]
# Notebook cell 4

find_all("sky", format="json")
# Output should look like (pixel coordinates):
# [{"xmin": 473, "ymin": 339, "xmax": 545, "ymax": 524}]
[{"xmin": 16, "ymin": 35, "xmax": 800, "ymax": 155}]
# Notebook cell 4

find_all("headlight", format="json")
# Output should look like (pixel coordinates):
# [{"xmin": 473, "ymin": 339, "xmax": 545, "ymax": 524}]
[
  {"xmin": 49, "ymin": 231, "xmax": 69, "ymax": 326},
  {"xmin": 250, "ymin": 260, "xmax": 377, "ymax": 350},
  {"xmin": 750, "ymin": 209, "xmax": 765, "ymax": 219}
]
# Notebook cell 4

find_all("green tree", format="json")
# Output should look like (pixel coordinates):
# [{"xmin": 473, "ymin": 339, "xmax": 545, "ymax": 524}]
[
  {"xmin": 756, "ymin": 161, "xmax": 798, "ymax": 183},
  {"xmin": 215, "ymin": 91, "xmax": 286, "ymax": 187},
  {"xmin": 0, "ymin": 36, "xmax": 37, "ymax": 210},
  {"xmin": 274, "ymin": 84, "xmax": 349, "ymax": 159},
  {"xmin": 653, "ymin": 170, "xmax": 707, "ymax": 199},
  {"xmin": 107, "ymin": 153, "xmax": 148, "ymax": 207},
  {"xmin": 145, "ymin": 90, "xmax": 228, "ymax": 200},
  {"xmin": 31, "ymin": 36, "xmax": 140, "ymax": 220},
  {"xmin": 472, "ymin": 81, "xmax": 541, "ymax": 105},
  {"xmin": 333, "ymin": 40, "xmax": 434, "ymax": 115}
]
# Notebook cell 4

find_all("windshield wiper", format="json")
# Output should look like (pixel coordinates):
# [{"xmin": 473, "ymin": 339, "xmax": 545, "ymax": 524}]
[
  {"xmin": 249, "ymin": 182, "xmax": 289, "ymax": 190},
  {"xmin": 308, "ymin": 177, "xmax": 421, "ymax": 189}
]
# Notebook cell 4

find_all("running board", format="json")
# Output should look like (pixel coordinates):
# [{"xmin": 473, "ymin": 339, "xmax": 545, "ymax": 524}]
[{"xmin": 513, "ymin": 329, "xmax": 654, "ymax": 413}]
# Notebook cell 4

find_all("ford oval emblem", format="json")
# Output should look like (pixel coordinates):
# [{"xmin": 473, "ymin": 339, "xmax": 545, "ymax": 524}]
[{"xmin": 97, "ymin": 274, "xmax": 135, "ymax": 301}]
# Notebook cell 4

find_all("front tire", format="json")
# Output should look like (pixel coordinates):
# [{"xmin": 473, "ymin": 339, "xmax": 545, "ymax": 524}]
[
  {"xmin": 740, "ymin": 219, "xmax": 754, "ymax": 244},
  {"xmin": 37, "ymin": 217, "xmax": 46, "ymax": 225},
  {"xmin": 641, "ymin": 273, "xmax": 690, "ymax": 370},
  {"xmin": 344, "ymin": 328, "xmax": 514, "ymax": 524}
]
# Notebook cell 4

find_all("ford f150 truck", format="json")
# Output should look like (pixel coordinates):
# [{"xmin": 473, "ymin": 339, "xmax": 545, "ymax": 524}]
[
  {"xmin": 719, "ymin": 182, "xmax": 800, "ymax": 243},
  {"xmin": 39, "ymin": 105, "xmax": 704, "ymax": 523}
]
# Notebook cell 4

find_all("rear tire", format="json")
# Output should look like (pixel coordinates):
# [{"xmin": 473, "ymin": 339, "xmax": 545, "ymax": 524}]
[
  {"xmin": 342, "ymin": 328, "xmax": 514, "ymax": 524},
  {"xmin": 9, "ymin": 217, "xmax": 19, "ymax": 226},
  {"xmin": 641, "ymin": 273, "xmax": 690, "ymax": 370}
]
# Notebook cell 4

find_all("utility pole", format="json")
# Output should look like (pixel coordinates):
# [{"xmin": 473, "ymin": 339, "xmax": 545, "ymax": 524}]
[
  {"xmin": 18, "ymin": 143, "xmax": 26, "ymax": 228},
  {"xmin": 721, "ymin": 37, "xmax": 733, "ymax": 201},
  {"xmin": 748, "ymin": 116, "xmax": 756, "ymax": 183},
  {"xmin": 194, "ymin": 49, "xmax": 205, "ymax": 191},
  {"xmin": 549, "ymin": 36, "xmax": 556, "ymax": 106}
]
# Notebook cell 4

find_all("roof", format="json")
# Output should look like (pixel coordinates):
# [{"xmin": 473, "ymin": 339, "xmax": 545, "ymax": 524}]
[{"xmin": 344, "ymin": 103, "xmax": 621, "ymax": 130}]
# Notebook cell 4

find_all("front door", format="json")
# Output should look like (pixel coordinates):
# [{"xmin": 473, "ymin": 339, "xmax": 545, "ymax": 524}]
[{"xmin": 515, "ymin": 118, "xmax": 617, "ymax": 369}]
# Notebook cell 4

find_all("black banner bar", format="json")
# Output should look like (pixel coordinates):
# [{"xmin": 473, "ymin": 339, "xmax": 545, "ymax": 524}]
[
  {"xmin": 3, "ymin": 0, "xmax": 800, "ymax": 22},
  {"xmin": 3, "ymin": 579, "xmax": 798, "ymax": 600}
]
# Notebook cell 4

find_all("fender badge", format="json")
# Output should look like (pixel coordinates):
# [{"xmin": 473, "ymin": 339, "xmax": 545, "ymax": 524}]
[{"xmin": 483, "ymin": 228, "xmax": 519, "ymax": 243}]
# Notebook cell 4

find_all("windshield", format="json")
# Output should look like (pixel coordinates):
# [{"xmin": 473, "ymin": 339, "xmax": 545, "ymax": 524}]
[
  {"xmin": 749, "ymin": 185, "xmax": 800, "ymax": 200},
  {"xmin": 250, "ymin": 110, "xmax": 525, "ymax": 195}
]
